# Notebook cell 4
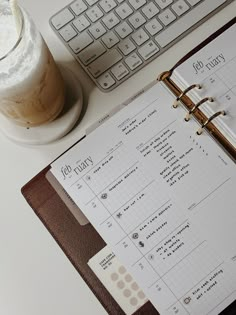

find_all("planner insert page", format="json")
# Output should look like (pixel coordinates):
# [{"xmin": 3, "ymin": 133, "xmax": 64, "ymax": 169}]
[
  {"xmin": 171, "ymin": 21, "xmax": 236, "ymax": 147},
  {"xmin": 51, "ymin": 82, "xmax": 236, "ymax": 315}
]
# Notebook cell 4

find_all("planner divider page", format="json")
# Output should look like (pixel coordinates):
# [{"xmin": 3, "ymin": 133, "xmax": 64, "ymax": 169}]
[{"xmin": 51, "ymin": 81, "xmax": 236, "ymax": 315}]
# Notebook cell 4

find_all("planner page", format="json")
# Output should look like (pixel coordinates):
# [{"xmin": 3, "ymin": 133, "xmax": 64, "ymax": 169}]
[
  {"xmin": 172, "ymin": 21, "xmax": 236, "ymax": 147},
  {"xmin": 51, "ymin": 82, "xmax": 236, "ymax": 315}
]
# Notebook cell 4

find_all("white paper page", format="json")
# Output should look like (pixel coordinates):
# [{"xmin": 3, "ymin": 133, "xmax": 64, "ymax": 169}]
[
  {"xmin": 172, "ymin": 22, "xmax": 236, "ymax": 147},
  {"xmin": 51, "ymin": 83, "xmax": 236, "ymax": 315}
]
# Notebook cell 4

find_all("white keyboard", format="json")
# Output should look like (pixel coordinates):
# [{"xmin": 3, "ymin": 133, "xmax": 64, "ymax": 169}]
[{"xmin": 50, "ymin": 0, "xmax": 231, "ymax": 92}]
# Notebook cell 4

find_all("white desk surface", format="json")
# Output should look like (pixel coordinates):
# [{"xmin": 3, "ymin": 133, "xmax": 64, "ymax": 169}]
[{"xmin": 1, "ymin": 1, "xmax": 235, "ymax": 314}]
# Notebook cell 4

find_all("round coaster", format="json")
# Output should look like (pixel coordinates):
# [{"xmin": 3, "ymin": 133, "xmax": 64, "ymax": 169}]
[{"xmin": 0, "ymin": 65, "xmax": 83, "ymax": 145}]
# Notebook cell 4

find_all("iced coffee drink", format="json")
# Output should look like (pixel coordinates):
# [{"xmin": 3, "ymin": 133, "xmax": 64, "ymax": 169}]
[{"xmin": 0, "ymin": 1, "xmax": 65, "ymax": 126}]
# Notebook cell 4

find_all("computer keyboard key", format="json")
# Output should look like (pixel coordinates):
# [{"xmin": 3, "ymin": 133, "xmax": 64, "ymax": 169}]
[
  {"xmin": 158, "ymin": 9, "xmax": 176, "ymax": 26},
  {"xmin": 186, "ymin": 0, "xmax": 202, "ymax": 5},
  {"xmin": 86, "ymin": 6, "xmax": 103, "ymax": 22},
  {"xmin": 118, "ymin": 38, "xmax": 136, "ymax": 55},
  {"xmin": 145, "ymin": 18, "xmax": 163, "ymax": 36},
  {"xmin": 70, "ymin": 0, "xmax": 88, "ymax": 15},
  {"xmin": 86, "ymin": 0, "xmax": 99, "ymax": 6},
  {"xmin": 73, "ymin": 15, "xmax": 91, "ymax": 32},
  {"xmin": 155, "ymin": 0, "xmax": 227, "ymax": 48},
  {"xmin": 172, "ymin": 0, "xmax": 190, "ymax": 16},
  {"xmin": 78, "ymin": 41, "xmax": 106, "ymax": 65},
  {"xmin": 111, "ymin": 62, "xmax": 129, "ymax": 80},
  {"xmin": 125, "ymin": 52, "xmax": 143, "ymax": 70},
  {"xmin": 142, "ymin": 2, "xmax": 159, "ymax": 19},
  {"xmin": 129, "ymin": 12, "xmax": 146, "ymax": 29},
  {"xmin": 132, "ymin": 28, "xmax": 149, "ymax": 46},
  {"xmin": 69, "ymin": 32, "xmax": 93, "ymax": 53},
  {"xmin": 115, "ymin": 3, "xmax": 133, "ymax": 19},
  {"xmin": 59, "ymin": 24, "xmax": 77, "ymax": 41},
  {"xmin": 97, "ymin": 72, "xmax": 116, "ymax": 89},
  {"xmin": 115, "ymin": 22, "xmax": 133, "ymax": 38},
  {"xmin": 88, "ymin": 49, "xmax": 122, "ymax": 77},
  {"xmin": 138, "ymin": 40, "xmax": 159, "ymax": 60},
  {"xmin": 99, "ymin": 0, "xmax": 117, "ymax": 13},
  {"xmin": 89, "ymin": 22, "xmax": 107, "ymax": 39},
  {"xmin": 128, "ymin": 0, "xmax": 147, "ymax": 10},
  {"xmin": 102, "ymin": 31, "xmax": 120, "ymax": 48},
  {"xmin": 155, "ymin": 0, "xmax": 173, "ymax": 9},
  {"xmin": 50, "ymin": 0, "xmax": 230, "ymax": 91},
  {"xmin": 102, "ymin": 12, "xmax": 120, "ymax": 29},
  {"xmin": 51, "ymin": 9, "xmax": 74, "ymax": 30}
]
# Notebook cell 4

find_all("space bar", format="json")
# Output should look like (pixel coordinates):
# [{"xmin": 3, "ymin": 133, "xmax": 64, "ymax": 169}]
[{"xmin": 155, "ymin": 0, "xmax": 226, "ymax": 47}]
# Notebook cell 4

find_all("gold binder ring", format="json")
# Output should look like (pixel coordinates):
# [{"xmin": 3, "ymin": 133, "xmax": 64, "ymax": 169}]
[
  {"xmin": 197, "ymin": 111, "xmax": 226, "ymax": 135},
  {"xmin": 185, "ymin": 97, "xmax": 214, "ymax": 121},
  {"xmin": 173, "ymin": 84, "xmax": 201, "ymax": 108}
]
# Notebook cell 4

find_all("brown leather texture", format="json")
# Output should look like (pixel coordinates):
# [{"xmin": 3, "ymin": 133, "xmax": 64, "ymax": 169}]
[
  {"xmin": 21, "ymin": 158, "xmax": 236, "ymax": 315},
  {"xmin": 21, "ymin": 166, "xmax": 158, "ymax": 315},
  {"xmin": 21, "ymin": 162, "xmax": 236, "ymax": 315}
]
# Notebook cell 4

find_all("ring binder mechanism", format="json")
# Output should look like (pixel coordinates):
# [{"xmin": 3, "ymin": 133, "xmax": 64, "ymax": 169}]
[
  {"xmin": 172, "ymin": 83, "xmax": 201, "ymax": 108},
  {"xmin": 160, "ymin": 73, "xmax": 235, "ymax": 160},
  {"xmin": 184, "ymin": 97, "xmax": 214, "ymax": 121},
  {"xmin": 197, "ymin": 110, "xmax": 226, "ymax": 135}
]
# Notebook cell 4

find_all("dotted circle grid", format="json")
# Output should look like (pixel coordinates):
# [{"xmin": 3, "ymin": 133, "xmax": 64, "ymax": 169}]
[{"xmin": 109, "ymin": 264, "xmax": 147, "ymax": 308}]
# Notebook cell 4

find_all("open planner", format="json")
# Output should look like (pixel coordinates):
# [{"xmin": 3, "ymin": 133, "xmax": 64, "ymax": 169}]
[{"xmin": 22, "ymin": 18, "xmax": 236, "ymax": 315}]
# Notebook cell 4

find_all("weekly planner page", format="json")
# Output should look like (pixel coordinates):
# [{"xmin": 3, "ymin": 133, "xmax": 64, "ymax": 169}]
[
  {"xmin": 51, "ymin": 82, "xmax": 236, "ymax": 315},
  {"xmin": 172, "ymin": 21, "xmax": 236, "ymax": 147}
]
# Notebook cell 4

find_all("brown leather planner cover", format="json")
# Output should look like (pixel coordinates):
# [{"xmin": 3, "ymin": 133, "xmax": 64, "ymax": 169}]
[
  {"xmin": 22, "ymin": 17, "xmax": 236, "ymax": 315},
  {"xmin": 21, "ymin": 163, "xmax": 157, "ymax": 315}
]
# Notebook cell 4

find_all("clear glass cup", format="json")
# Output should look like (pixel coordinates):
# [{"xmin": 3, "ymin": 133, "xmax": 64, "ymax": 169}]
[{"xmin": 0, "ymin": 1, "xmax": 65, "ymax": 127}]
